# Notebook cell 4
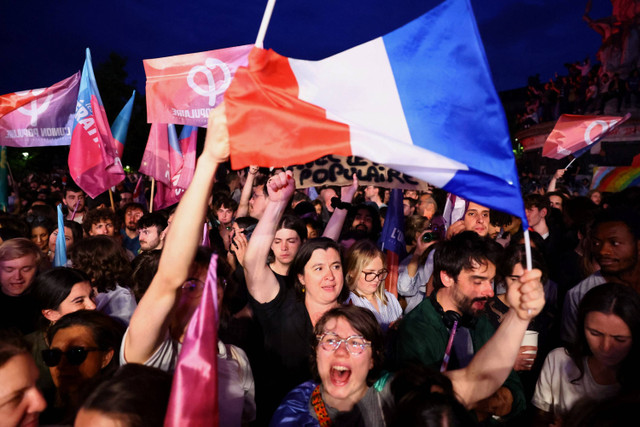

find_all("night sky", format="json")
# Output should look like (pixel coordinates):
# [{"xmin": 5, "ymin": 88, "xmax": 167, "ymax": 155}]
[{"xmin": 1, "ymin": 0, "xmax": 611, "ymax": 96}]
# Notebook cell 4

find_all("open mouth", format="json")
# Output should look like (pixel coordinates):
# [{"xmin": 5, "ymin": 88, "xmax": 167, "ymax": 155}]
[
  {"xmin": 322, "ymin": 284, "xmax": 336, "ymax": 293},
  {"xmin": 330, "ymin": 366, "xmax": 352, "ymax": 386}
]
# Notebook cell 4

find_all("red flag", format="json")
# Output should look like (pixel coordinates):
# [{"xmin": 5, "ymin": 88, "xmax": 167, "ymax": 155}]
[
  {"xmin": 69, "ymin": 48, "xmax": 124, "ymax": 198},
  {"xmin": 144, "ymin": 45, "xmax": 252, "ymax": 127},
  {"xmin": 542, "ymin": 113, "xmax": 631, "ymax": 159},
  {"xmin": 164, "ymin": 254, "xmax": 219, "ymax": 426}
]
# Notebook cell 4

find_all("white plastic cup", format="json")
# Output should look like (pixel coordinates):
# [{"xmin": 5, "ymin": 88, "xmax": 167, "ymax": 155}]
[{"xmin": 521, "ymin": 330, "xmax": 539, "ymax": 355}]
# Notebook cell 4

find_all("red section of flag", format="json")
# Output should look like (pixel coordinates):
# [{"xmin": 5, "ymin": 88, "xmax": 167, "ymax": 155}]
[
  {"xmin": 542, "ymin": 113, "xmax": 630, "ymax": 159},
  {"xmin": 385, "ymin": 251, "xmax": 399, "ymax": 297},
  {"xmin": 0, "ymin": 91, "xmax": 40, "ymax": 118},
  {"xmin": 225, "ymin": 47, "xmax": 351, "ymax": 170}
]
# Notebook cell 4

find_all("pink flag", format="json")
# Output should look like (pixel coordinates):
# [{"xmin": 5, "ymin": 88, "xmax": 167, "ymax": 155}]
[
  {"xmin": 0, "ymin": 73, "xmax": 80, "ymax": 147},
  {"xmin": 164, "ymin": 254, "xmax": 219, "ymax": 426},
  {"xmin": 139, "ymin": 123, "xmax": 172, "ymax": 184},
  {"xmin": 542, "ymin": 113, "xmax": 631, "ymax": 159},
  {"xmin": 140, "ymin": 124, "xmax": 190, "ymax": 210},
  {"xmin": 133, "ymin": 173, "xmax": 148, "ymax": 210},
  {"xmin": 144, "ymin": 45, "xmax": 252, "ymax": 127},
  {"xmin": 153, "ymin": 179, "xmax": 182, "ymax": 211},
  {"xmin": 69, "ymin": 48, "xmax": 125, "ymax": 198}
]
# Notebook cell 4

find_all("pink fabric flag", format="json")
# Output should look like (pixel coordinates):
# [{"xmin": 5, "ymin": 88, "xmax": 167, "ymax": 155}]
[
  {"xmin": 139, "ymin": 123, "xmax": 172, "ymax": 184},
  {"xmin": 144, "ymin": 45, "xmax": 252, "ymax": 127},
  {"xmin": 69, "ymin": 48, "xmax": 124, "ymax": 198},
  {"xmin": 177, "ymin": 126, "xmax": 197, "ymax": 189},
  {"xmin": 153, "ymin": 179, "xmax": 182, "ymax": 211},
  {"xmin": 165, "ymin": 253, "xmax": 219, "ymax": 426},
  {"xmin": 141, "ymin": 124, "xmax": 191, "ymax": 210},
  {"xmin": 542, "ymin": 113, "xmax": 631, "ymax": 159},
  {"xmin": 133, "ymin": 173, "xmax": 148, "ymax": 210},
  {"xmin": 0, "ymin": 72, "xmax": 80, "ymax": 147}
]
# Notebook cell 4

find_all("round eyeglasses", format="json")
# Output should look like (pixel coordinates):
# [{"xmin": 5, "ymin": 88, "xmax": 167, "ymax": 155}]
[
  {"xmin": 362, "ymin": 269, "xmax": 388, "ymax": 282},
  {"xmin": 317, "ymin": 332, "xmax": 371, "ymax": 355}
]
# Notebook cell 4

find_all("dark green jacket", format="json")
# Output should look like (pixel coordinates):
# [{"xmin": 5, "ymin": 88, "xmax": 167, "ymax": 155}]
[{"xmin": 396, "ymin": 297, "xmax": 526, "ymax": 422}]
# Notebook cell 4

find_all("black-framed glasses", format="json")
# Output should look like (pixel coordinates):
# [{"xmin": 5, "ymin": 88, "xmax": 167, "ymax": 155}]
[
  {"xmin": 317, "ymin": 333, "xmax": 371, "ymax": 355},
  {"xmin": 362, "ymin": 269, "xmax": 388, "ymax": 282},
  {"xmin": 42, "ymin": 346, "xmax": 101, "ymax": 367}
]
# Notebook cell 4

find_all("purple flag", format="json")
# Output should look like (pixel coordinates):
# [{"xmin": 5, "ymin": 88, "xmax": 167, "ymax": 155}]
[
  {"xmin": 0, "ymin": 72, "xmax": 80, "ymax": 147},
  {"xmin": 165, "ymin": 253, "xmax": 219, "ymax": 426}
]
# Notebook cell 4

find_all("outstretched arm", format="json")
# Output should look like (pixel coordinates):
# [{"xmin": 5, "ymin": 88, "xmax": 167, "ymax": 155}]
[
  {"xmin": 446, "ymin": 269, "xmax": 544, "ymax": 407},
  {"xmin": 244, "ymin": 171, "xmax": 295, "ymax": 303},
  {"xmin": 322, "ymin": 175, "xmax": 358, "ymax": 241},
  {"xmin": 236, "ymin": 166, "xmax": 259, "ymax": 218},
  {"xmin": 123, "ymin": 107, "xmax": 228, "ymax": 364}
]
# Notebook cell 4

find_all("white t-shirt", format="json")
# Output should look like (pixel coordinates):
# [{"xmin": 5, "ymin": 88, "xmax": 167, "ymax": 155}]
[
  {"xmin": 532, "ymin": 347, "xmax": 620, "ymax": 417},
  {"xmin": 120, "ymin": 330, "xmax": 256, "ymax": 426}
]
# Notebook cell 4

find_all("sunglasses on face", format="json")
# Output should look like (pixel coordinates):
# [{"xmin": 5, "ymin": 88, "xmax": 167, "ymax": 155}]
[{"xmin": 42, "ymin": 346, "xmax": 101, "ymax": 367}]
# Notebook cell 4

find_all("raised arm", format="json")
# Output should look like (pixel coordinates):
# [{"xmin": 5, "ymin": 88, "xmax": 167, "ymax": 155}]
[
  {"xmin": 445, "ymin": 268, "xmax": 544, "ymax": 407},
  {"xmin": 123, "ymin": 108, "xmax": 227, "ymax": 364},
  {"xmin": 243, "ymin": 171, "xmax": 295, "ymax": 303},
  {"xmin": 322, "ymin": 175, "xmax": 358, "ymax": 241},
  {"xmin": 547, "ymin": 168, "xmax": 565, "ymax": 193},
  {"xmin": 236, "ymin": 165, "xmax": 259, "ymax": 218}
]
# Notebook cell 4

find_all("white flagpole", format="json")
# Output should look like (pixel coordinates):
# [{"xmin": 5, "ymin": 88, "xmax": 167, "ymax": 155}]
[
  {"xmin": 523, "ymin": 228, "xmax": 533, "ymax": 272},
  {"xmin": 255, "ymin": 0, "xmax": 277, "ymax": 48},
  {"xmin": 564, "ymin": 157, "xmax": 577, "ymax": 170}
]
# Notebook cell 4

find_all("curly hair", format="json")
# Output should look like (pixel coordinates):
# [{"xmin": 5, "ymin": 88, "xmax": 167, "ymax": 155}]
[{"xmin": 70, "ymin": 236, "xmax": 133, "ymax": 292}]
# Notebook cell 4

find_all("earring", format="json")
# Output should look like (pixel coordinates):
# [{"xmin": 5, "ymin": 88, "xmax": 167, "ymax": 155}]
[{"xmin": 302, "ymin": 285, "xmax": 306, "ymax": 293}]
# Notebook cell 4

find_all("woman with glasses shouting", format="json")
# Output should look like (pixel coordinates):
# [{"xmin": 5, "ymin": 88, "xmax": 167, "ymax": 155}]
[
  {"xmin": 273, "ymin": 298, "xmax": 547, "ymax": 426},
  {"xmin": 344, "ymin": 240, "xmax": 402, "ymax": 332}
]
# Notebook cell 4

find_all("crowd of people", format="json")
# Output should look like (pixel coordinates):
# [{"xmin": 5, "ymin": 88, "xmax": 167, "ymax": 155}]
[
  {"xmin": 516, "ymin": 56, "xmax": 640, "ymax": 130},
  {"xmin": 1, "ymin": 116, "xmax": 639, "ymax": 427}
]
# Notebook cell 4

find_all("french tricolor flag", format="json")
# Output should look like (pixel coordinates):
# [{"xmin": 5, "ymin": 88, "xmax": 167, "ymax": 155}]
[{"xmin": 224, "ymin": 0, "xmax": 526, "ymax": 222}]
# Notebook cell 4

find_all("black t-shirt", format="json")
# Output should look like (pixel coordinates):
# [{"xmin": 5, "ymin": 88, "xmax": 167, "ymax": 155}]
[
  {"xmin": 0, "ymin": 291, "xmax": 40, "ymax": 335},
  {"xmin": 249, "ymin": 273, "xmax": 314, "ymax": 423}
]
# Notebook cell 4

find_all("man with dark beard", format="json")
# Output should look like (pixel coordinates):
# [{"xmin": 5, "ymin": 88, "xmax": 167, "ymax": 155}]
[{"xmin": 396, "ymin": 231, "xmax": 527, "ymax": 423}]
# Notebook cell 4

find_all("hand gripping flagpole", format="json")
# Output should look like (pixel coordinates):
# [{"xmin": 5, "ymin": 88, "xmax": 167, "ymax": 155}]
[{"xmin": 255, "ymin": 0, "xmax": 277, "ymax": 48}]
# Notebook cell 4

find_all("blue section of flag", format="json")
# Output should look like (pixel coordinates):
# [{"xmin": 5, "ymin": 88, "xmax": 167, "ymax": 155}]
[
  {"xmin": 111, "ymin": 90, "xmax": 135, "ymax": 146},
  {"xmin": 179, "ymin": 125, "xmax": 197, "ymax": 141},
  {"xmin": 54, "ymin": 204, "xmax": 67, "ymax": 267},
  {"xmin": 168, "ymin": 124, "xmax": 182, "ymax": 155},
  {"xmin": 382, "ymin": 0, "xmax": 526, "ymax": 227},
  {"xmin": 378, "ymin": 189, "xmax": 406, "ymax": 258}
]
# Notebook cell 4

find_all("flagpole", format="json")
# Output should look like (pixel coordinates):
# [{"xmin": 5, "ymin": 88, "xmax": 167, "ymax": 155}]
[
  {"xmin": 255, "ymin": 0, "xmax": 277, "ymax": 48},
  {"xmin": 564, "ymin": 157, "xmax": 577, "ymax": 170},
  {"xmin": 150, "ymin": 178, "xmax": 155, "ymax": 212},
  {"xmin": 523, "ymin": 229, "xmax": 533, "ymax": 271},
  {"xmin": 108, "ymin": 188, "xmax": 115, "ymax": 212}
]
